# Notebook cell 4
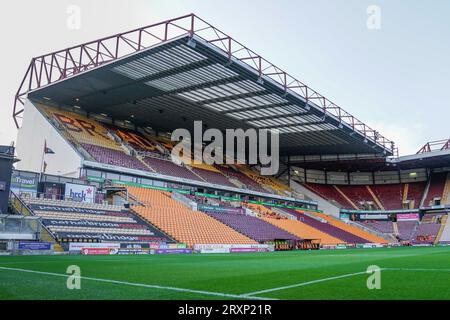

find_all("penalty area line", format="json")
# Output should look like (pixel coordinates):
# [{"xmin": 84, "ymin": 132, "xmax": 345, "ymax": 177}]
[{"xmin": 0, "ymin": 266, "xmax": 275, "ymax": 300}]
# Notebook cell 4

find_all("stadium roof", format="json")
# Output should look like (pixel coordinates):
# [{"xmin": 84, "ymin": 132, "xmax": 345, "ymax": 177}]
[{"xmin": 14, "ymin": 14, "xmax": 395, "ymax": 157}]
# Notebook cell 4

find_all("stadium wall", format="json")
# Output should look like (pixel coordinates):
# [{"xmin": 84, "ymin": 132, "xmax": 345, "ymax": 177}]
[{"xmin": 15, "ymin": 100, "xmax": 83, "ymax": 177}]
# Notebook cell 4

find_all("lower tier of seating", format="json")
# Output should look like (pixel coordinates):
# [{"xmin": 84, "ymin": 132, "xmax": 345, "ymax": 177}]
[
  {"xmin": 397, "ymin": 221, "xmax": 418, "ymax": 241},
  {"xmin": 283, "ymin": 208, "xmax": 368, "ymax": 243},
  {"xmin": 26, "ymin": 200, "xmax": 173, "ymax": 243},
  {"xmin": 312, "ymin": 212, "xmax": 388, "ymax": 243},
  {"xmin": 262, "ymin": 217, "xmax": 342, "ymax": 245},
  {"xmin": 127, "ymin": 186, "xmax": 257, "ymax": 247},
  {"xmin": 206, "ymin": 211, "xmax": 300, "ymax": 242},
  {"xmin": 356, "ymin": 220, "xmax": 394, "ymax": 234}
]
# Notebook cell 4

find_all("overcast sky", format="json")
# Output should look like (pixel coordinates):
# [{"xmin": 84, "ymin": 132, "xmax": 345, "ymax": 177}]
[{"xmin": 0, "ymin": 0, "xmax": 448, "ymax": 156}]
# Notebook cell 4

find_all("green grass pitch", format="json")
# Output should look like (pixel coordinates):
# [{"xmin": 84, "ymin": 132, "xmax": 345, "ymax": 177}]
[{"xmin": 0, "ymin": 246, "xmax": 449, "ymax": 300}]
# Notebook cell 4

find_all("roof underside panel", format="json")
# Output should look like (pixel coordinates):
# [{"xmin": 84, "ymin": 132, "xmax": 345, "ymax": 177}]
[{"xmin": 29, "ymin": 36, "xmax": 389, "ymax": 156}]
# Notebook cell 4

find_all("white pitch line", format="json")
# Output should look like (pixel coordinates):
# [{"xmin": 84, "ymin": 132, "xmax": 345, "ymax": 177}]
[
  {"xmin": 243, "ymin": 270, "xmax": 370, "ymax": 297},
  {"xmin": 0, "ymin": 266, "xmax": 275, "ymax": 300},
  {"xmin": 243, "ymin": 267, "xmax": 450, "ymax": 297}
]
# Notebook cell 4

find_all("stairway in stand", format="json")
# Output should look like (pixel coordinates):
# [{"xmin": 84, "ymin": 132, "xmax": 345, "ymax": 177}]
[
  {"xmin": 435, "ymin": 215, "xmax": 448, "ymax": 244},
  {"xmin": 366, "ymin": 186, "xmax": 385, "ymax": 210},
  {"xmin": 393, "ymin": 222, "xmax": 399, "ymax": 236},
  {"xmin": 441, "ymin": 173, "xmax": 450, "ymax": 205}
]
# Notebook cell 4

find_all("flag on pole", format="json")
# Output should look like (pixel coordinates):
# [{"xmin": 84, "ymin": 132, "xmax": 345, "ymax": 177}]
[{"xmin": 44, "ymin": 141, "xmax": 55, "ymax": 154}]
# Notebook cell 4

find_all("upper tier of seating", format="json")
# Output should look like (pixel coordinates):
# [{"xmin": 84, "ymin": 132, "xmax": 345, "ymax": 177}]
[
  {"xmin": 24, "ymin": 197, "xmax": 173, "ymax": 243},
  {"xmin": 215, "ymin": 165, "xmax": 268, "ymax": 192},
  {"xmin": 405, "ymin": 182, "xmax": 426, "ymax": 208},
  {"xmin": 423, "ymin": 172, "xmax": 448, "ymax": 206},
  {"xmin": 142, "ymin": 156, "xmax": 202, "ymax": 181},
  {"xmin": 237, "ymin": 165, "xmax": 290, "ymax": 194},
  {"xmin": 337, "ymin": 185, "xmax": 378, "ymax": 210},
  {"xmin": 127, "ymin": 186, "xmax": 257, "ymax": 247},
  {"xmin": 303, "ymin": 183, "xmax": 354, "ymax": 209},
  {"xmin": 370, "ymin": 184, "xmax": 404, "ymax": 210},
  {"xmin": 206, "ymin": 211, "xmax": 299, "ymax": 242},
  {"xmin": 190, "ymin": 165, "xmax": 235, "ymax": 187},
  {"xmin": 82, "ymin": 143, "xmax": 150, "ymax": 171},
  {"xmin": 304, "ymin": 181, "xmax": 428, "ymax": 210},
  {"xmin": 40, "ymin": 105, "xmax": 122, "ymax": 151},
  {"xmin": 282, "ymin": 208, "xmax": 368, "ymax": 243},
  {"xmin": 106, "ymin": 125, "xmax": 161, "ymax": 154}
]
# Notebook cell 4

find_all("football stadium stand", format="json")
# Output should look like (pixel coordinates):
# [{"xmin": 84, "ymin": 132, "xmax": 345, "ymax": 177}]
[
  {"xmin": 412, "ymin": 221, "xmax": 440, "ymax": 244},
  {"xmin": 312, "ymin": 212, "xmax": 388, "ymax": 244},
  {"xmin": 261, "ymin": 217, "xmax": 342, "ymax": 245},
  {"xmin": 205, "ymin": 211, "xmax": 300, "ymax": 242},
  {"xmin": 337, "ymin": 185, "xmax": 379, "ymax": 210},
  {"xmin": 282, "ymin": 208, "xmax": 368, "ymax": 243},
  {"xmin": 397, "ymin": 220, "xmax": 418, "ymax": 241},
  {"xmin": 303, "ymin": 181, "xmax": 429, "ymax": 210},
  {"xmin": 9, "ymin": 14, "xmax": 450, "ymax": 256},
  {"xmin": 404, "ymin": 182, "xmax": 427, "ymax": 208},
  {"xmin": 370, "ymin": 184, "xmax": 404, "ymax": 210},
  {"xmin": 142, "ymin": 156, "xmax": 202, "ymax": 181},
  {"xmin": 127, "ymin": 186, "xmax": 257, "ymax": 247},
  {"xmin": 439, "ymin": 215, "xmax": 450, "ymax": 243},
  {"xmin": 215, "ymin": 165, "xmax": 268, "ymax": 192},
  {"xmin": 302, "ymin": 183, "xmax": 357, "ymax": 209},
  {"xmin": 189, "ymin": 163, "xmax": 236, "ymax": 187},
  {"xmin": 356, "ymin": 220, "xmax": 394, "ymax": 235},
  {"xmin": 23, "ymin": 196, "xmax": 173, "ymax": 243},
  {"xmin": 423, "ymin": 172, "xmax": 448, "ymax": 207}
]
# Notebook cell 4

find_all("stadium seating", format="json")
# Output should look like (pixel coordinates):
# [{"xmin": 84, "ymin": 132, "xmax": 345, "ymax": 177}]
[
  {"xmin": 189, "ymin": 164, "xmax": 235, "ymax": 187},
  {"xmin": 282, "ymin": 208, "xmax": 368, "ymax": 243},
  {"xmin": 82, "ymin": 143, "xmax": 150, "ymax": 171},
  {"xmin": 206, "ymin": 212, "xmax": 300, "ymax": 242},
  {"xmin": 127, "ymin": 186, "xmax": 257, "ymax": 247},
  {"xmin": 370, "ymin": 184, "xmax": 404, "ymax": 210},
  {"xmin": 405, "ymin": 182, "xmax": 426, "ymax": 208},
  {"xmin": 245, "ymin": 203, "xmax": 286, "ymax": 220},
  {"xmin": 304, "ymin": 181, "xmax": 429, "ymax": 210},
  {"xmin": 423, "ymin": 172, "xmax": 448, "ymax": 206},
  {"xmin": 439, "ymin": 215, "xmax": 450, "ymax": 243},
  {"xmin": 237, "ymin": 165, "xmax": 290, "ymax": 194},
  {"xmin": 215, "ymin": 165, "xmax": 268, "ymax": 192},
  {"xmin": 24, "ymin": 197, "xmax": 173, "ymax": 243},
  {"xmin": 412, "ymin": 222, "xmax": 440, "ymax": 244},
  {"xmin": 39, "ymin": 105, "xmax": 122, "ymax": 151},
  {"xmin": 106, "ymin": 125, "xmax": 160, "ymax": 154},
  {"xmin": 142, "ymin": 156, "xmax": 202, "ymax": 181},
  {"xmin": 302, "ymin": 183, "xmax": 356, "ymax": 209},
  {"xmin": 356, "ymin": 220, "xmax": 394, "ymax": 234},
  {"xmin": 262, "ymin": 217, "xmax": 342, "ymax": 245},
  {"xmin": 313, "ymin": 212, "xmax": 388, "ymax": 243},
  {"xmin": 337, "ymin": 185, "xmax": 378, "ymax": 210},
  {"xmin": 397, "ymin": 220, "xmax": 418, "ymax": 241}
]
